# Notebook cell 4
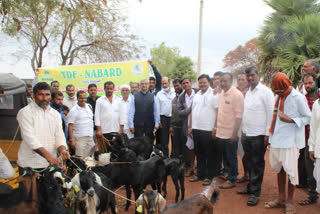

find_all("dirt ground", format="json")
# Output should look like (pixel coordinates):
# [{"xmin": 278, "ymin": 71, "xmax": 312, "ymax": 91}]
[{"xmin": 115, "ymin": 149, "xmax": 320, "ymax": 214}]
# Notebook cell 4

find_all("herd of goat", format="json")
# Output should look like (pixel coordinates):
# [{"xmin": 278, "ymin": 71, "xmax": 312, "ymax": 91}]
[{"xmin": 0, "ymin": 133, "xmax": 219, "ymax": 214}]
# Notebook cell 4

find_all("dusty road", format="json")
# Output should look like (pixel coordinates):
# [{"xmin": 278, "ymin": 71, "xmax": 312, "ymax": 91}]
[{"xmin": 115, "ymin": 150, "xmax": 319, "ymax": 214}]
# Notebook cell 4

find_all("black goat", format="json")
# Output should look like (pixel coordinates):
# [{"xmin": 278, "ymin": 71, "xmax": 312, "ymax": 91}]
[
  {"xmin": 71, "ymin": 169, "xmax": 117, "ymax": 214},
  {"xmin": 92, "ymin": 155, "xmax": 166, "ymax": 211},
  {"xmin": 37, "ymin": 167, "xmax": 71, "ymax": 214},
  {"xmin": 0, "ymin": 166, "xmax": 70, "ymax": 214},
  {"xmin": 112, "ymin": 133, "xmax": 153, "ymax": 160},
  {"xmin": 151, "ymin": 148, "xmax": 185, "ymax": 202}
]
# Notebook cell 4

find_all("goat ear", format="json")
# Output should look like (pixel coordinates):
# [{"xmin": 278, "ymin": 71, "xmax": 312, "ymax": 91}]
[
  {"xmin": 136, "ymin": 193, "xmax": 144, "ymax": 207},
  {"xmin": 94, "ymin": 173, "xmax": 103, "ymax": 186},
  {"xmin": 158, "ymin": 193, "xmax": 166, "ymax": 212}
]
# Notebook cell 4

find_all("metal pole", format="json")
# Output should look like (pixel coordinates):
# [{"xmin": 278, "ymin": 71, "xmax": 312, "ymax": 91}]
[{"xmin": 197, "ymin": 0, "xmax": 204, "ymax": 78}]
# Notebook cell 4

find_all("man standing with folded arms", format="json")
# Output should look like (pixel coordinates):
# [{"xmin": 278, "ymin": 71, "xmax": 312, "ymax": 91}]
[{"xmin": 236, "ymin": 66, "xmax": 274, "ymax": 206}]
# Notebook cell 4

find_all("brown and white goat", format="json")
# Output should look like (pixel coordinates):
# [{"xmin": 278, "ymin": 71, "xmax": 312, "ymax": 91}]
[{"xmin": 136, "ymin": 179, "xmax": 219, "ymax": 214}]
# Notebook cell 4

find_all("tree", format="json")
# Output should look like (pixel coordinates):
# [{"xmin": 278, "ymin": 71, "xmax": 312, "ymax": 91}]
[
  {"xmin": 150, "ymin": 42, "xmax": 196, "ymax": 79},
  {"xmin": 172, "ymin": 57, "xmax": 196, "ymax": 80},
  {"xmin": 258, "ymin": 0, "xmax": 320, "ymax": 84},
  {"xmin": 223, "ymin": 38, "xmax": 261, "ymax": 75},
  {"xmin": 1, "ymin": 0, "xmax": 144, "ymax": 72}
]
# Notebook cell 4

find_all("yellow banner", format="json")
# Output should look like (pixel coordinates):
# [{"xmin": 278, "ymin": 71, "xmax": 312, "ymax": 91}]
[{"xmin": 38, "ymin": 61, "xmax": 150, "ymax": 96}]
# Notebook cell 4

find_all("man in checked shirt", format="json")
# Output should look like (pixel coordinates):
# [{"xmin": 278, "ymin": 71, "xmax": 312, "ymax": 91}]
[{"xmin": 16, "ymin": 82, "xmax": 70, "ymax": 175}]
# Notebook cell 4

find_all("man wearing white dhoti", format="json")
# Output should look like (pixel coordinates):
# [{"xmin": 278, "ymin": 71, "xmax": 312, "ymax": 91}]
[{"xmin": 264, "ymin": 72, "xmax": 311, "ymax": 214}]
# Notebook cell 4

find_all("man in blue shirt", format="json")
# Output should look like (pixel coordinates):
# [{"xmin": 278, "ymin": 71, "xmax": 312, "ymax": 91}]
[{"xmin": 50, "ymin": 90, "xmax": 68, "ymax": 140}]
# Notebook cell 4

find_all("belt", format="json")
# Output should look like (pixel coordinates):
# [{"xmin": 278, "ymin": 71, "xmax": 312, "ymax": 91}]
[{"xmin": 160, "ymin": 115, "xmax": 171, "ymax": 118}]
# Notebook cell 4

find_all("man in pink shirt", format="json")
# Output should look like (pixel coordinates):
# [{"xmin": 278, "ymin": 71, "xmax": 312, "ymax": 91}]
[{"xmin": 216, "ymin": 72, "xmax": 244, "ymax": 189}]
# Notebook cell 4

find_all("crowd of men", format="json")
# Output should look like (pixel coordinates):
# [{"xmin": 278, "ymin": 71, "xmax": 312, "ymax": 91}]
[{"xmin": 1, "ymin": 59, "xmax": 320, "ymax": 214}]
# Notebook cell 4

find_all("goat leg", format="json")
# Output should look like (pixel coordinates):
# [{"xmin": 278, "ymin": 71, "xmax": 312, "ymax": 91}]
[
  {"xmin": 162, "ymin": 177, "xmax": 167, "ymax": 198},
  {"xmin": 179, "ymin": 173, "xmax": 185, "ymax": 201},
  {"xmin": 124, "ymin": 185, "xmax": 131, "ymax": 211},
  {"xmin": 171, "ymin": 175, "xmax": 180, "ymax": 202}
]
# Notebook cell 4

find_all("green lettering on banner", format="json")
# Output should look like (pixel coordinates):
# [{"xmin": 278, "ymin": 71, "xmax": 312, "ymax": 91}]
[
  {"xmin": 60, "ymin": 71, "xmax": 67, "ymax": 79},
  {"xmin": 116, "ymin": 68, "xmax": 122, "ymax": 76},
  {"xmin": 91, "ymin": 69, "xmax": 97, "ymax": 78},
  {"xmin": 109, "ymin": 68, "xmax": 115, "ymax": 77},
  {"xmin": 97, "ymin": 69, "xmax": 103, "ymax": 77},
  {"xmin": 72, "ymin": 70, "xmax": 77, "ymax": 79},
  {"xmin": 85, "ymin": 69, "xmax": 91, "ymax": 78},
  {"xmin": 66, "ymin": 71, "xmax": 73, "ymax": 79},
  {"xmin": 104, "ymin": 69, "xmax": 109, "ymax": 77}
]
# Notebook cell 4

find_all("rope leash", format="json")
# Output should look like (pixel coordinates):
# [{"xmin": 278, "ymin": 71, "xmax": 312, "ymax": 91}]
[
  {"xmin": 68, "ymin": 157, "xmax": 83, "ymax": 172},
  {"xmin": 71, "ymin": 156, "xmax": 132, "ymax": 165},
  {"xmin": 67, "ymin": 157, "xmax": 136, "ymax": 204},
  {"xmin": 95, "ymin": 181, "xmax": 137, "ymax": 204},
  {"xmin": 5, "ymin": 125, "xmax": 20, "ymax": 155}
]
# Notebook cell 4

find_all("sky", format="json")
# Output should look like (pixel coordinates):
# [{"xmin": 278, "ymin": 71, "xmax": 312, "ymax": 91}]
[{"xmin": 0, "ymin": 0, "xmax": 273, "ymax": 79}]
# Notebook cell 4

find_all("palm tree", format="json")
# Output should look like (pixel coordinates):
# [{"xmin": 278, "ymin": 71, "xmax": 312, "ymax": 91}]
[{"xmin": 258, "ymin": 0, "xmax": 320, "ymax": 84}]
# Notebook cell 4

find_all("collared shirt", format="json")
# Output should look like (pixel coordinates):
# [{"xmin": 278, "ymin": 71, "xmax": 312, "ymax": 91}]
[
  {"xmin": 17, "ymin": 102, "xmax": 67, "ymax": 168},
  {"xmin": 119, "ymin": 96, "xmax": 131, "ymax": 130},
  {"xmin": 192, "ymin": 87, "xmax": 219, "ymax": 131},
  {"xmin": 67, "ymin": 103, "xmax": 94, "ymax": 138},
  {"xmin": 185, "ymin": 89, "xmax": 195, "ymax": 108},
  {"xmin": 128, "ymin": 92, "xmax": 160, "ymax": 128},
  {"xmin": 269, "ymin": 88, "xmax": 311, "ymax": 149},
  {"xmin": 242, "ymin": 83, "xmax": 275, "ymax": 136},
  {"xmin": 50, "ymin": 103, "xmax": 68, "ymax": 139},
  {"xmin": 157, "ymin": 89, "xmax": 175, "ymax": 117},
  {"xmin": 63, "ymin": 96, "xmax": 77, "ymax": 110},
  {"xmin": 27, "ymin": 96, "xmax": 33, "ymax": 104},
  {"xmin": 236, "ymin": 86, "xmax": 248, "ymax": 97},
  {"xmin": 216, "ymin": 86, "xmax": 244, "ymax": 139},
  {"xmin": 95, "ymin": 95, "xmax": 120, "ymax": 134},
  {"xmin": 304, "ymin": 90, "xmax": 320, "ymax": 143},
  {"xmin": 309, "ymin": 99, "xmax": 320, "ymax": 158}
]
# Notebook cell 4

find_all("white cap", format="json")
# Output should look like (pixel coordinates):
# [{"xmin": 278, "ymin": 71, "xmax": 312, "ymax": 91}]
[{"xmin": 120, "ymin": 84, "xmax": 130, "ymax": 91}]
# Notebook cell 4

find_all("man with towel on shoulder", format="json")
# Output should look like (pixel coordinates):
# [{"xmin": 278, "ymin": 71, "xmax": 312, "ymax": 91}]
[{"xmin": 265, "ymin": 72, "xmax": 311, "ymax": 214}]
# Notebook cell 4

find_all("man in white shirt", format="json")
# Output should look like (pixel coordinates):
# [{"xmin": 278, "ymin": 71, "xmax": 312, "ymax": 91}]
[
  {"xmin": 17, "ymin": 82, "xmax": 69, "ymax": 174},
  {"xmin": 156, "ymin": 77, "xmax": 175, "ymax": 157},
  {"xmin": 237, "ymin": 66, "xmax": 274, "ymax": 206},
  {"xmin": 189, "ymin": 74, "xmax": 219, "ymax": 186},
  {"xmin": 309, "ymin": 98, "xmax": 320, "ymax": 195},
  {"xmin": 68, "ymin": 90, "xmax": 94, "ymax": 158},
  {"xmin": 119, "ymin": 84, "xmax": 133, "ymax": 139},
  {"xmin": 63, "ymin": 84, "xmax": 77, "ymax": 110},
  {"xmin": 95, "ymin": 81, "xmax": 120, "ymax": 141},
  {"xmin": 265, "ymin": 72, "xmax": 311, "ymax": 213},
  {"xmin": 297, "ymin": 59, "xmax": 319, "ymax": 94}
]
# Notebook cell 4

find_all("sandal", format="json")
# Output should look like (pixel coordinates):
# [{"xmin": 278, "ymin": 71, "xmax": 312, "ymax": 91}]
[
  {"xmin": 285, "ymin": 203, "xmax": 296, "ymax": 214},
  {"xmin": 237, "ymin": 176, "xmax": 249, "ymax": 183},
  {"xmin": 298, "ymin": 198, "xmax": 317, "ymax": 206},
  {"xmin": 264, "ymin": 199, "xmax": 285, "ymax": 209},
  {"xmin": 202, "ymin": 178, "xmax": 211, "ymax": 186}
]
